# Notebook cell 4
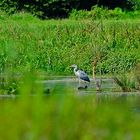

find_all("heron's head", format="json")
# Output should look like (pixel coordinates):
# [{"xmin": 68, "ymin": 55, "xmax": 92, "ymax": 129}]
[{"xmin": 70, "ymin": 64, "xmax": 78, "ymax": 69}]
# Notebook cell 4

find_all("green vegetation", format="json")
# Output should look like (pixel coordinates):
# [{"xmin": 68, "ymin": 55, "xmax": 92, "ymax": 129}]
[
  {"xmin": 0, "ymin": 72, "xmax": 140, "ymax": 139},
  {"xmin": 113, "ymin": 73, "xmax": 137, "ymax": 92},
  {"xmin": 0, "ymin": 0, "xmax": 140, "ymax": 18},
  {"xmin": 0, "ymin": 77, "xmax": 140, "ymax": 140},
  {"xmin": 0, "ymin": 12, "xmax": 140, "ymax": 74},
  {"xmin": 70, "ymin": 7, "xmax": 140, "ymax": 20},
  {"xmin": 113, "ymin": 64, "xmax": 140, "ymax": 92},
  {"xmin": 1, "ymin": 6, "xmax": 140, "ymax": 140},
  {"xmin": 0, "ymin": 12, "xmax": 140, "ymax": 93}
]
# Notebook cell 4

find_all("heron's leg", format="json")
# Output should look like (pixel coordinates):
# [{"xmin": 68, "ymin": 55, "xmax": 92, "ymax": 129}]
[
  {"xmin": 84, "ymin": 81, "xmax": 87, "ymax": 87},
  {"xmin": 78, "ymin": 79, "xmax": 81, "ymax": 87},
  {"xmin": 84, "ymin": 81, "xmax": 90, "ymax": 88}
]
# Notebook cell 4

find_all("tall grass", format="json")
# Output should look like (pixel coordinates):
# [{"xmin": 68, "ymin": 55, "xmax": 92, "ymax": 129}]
[
  {"xmin": 0, "ymin": 14, "xmax": 140, "ymax": 75},
  {"xmin": 113, "ymin": 64, "xmax": 140, "ymax": 92},
  {"xmin": 113, "ymin": 74, "xmax": 137, "ymax": 92}
]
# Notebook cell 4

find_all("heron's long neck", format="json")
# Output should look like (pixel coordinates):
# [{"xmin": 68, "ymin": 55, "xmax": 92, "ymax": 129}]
[{"xmin": 73, "ymin": 67, "xmax": 78, "ymax": 74}]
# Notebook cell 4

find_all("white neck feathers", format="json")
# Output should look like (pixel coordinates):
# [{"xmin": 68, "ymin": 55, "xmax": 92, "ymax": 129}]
[{"xmin": 73, "ymin": 66, "xmax": 78, "ymax": 74}]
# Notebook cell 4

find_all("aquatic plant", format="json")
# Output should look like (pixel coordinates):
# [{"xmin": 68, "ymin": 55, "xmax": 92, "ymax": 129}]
[{"xmin": 113, "ymin": 73, "xmax": 138, "ymax": 92}]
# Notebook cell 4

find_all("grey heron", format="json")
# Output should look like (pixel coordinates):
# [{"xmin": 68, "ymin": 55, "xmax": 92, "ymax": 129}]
[{"xmin": 71, "ymin": 64, "xmax": 90, "ymax": 88}]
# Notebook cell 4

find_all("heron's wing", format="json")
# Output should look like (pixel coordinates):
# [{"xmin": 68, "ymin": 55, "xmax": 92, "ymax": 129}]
[
  {"xmin": 77, "ymin": 70, "xmax": 90, "ymax": 82},
  {"xmin": 78, "ymin": 70, "xmax": 88, "ymax": 77}
]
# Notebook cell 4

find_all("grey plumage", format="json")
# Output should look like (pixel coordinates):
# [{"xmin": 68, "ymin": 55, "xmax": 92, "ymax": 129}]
[{"xmin": 71, "ymin": 64, "xmax": 90, "ymax": 82}]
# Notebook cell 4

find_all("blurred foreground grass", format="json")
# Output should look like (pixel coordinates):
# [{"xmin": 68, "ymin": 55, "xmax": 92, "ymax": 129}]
[{"xmin": 0, "ymin": 77, "xmax": 140, "ymax": 140}]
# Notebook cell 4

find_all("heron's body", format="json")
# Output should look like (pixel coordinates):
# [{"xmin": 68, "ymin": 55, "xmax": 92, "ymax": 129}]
[
  {"xmin": 71, "ymin": 64, "xmax": 90, "ymax": 88},
  {"xmin": 74, "ymin": 68, "xmax": 90, "ymax": 82}
]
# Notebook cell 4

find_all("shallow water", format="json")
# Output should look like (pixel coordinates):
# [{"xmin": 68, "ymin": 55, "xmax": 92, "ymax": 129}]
[
  {"xmin": 0, "ymin": 77, "xmax": 140, "ymax": 140},
  {"xmin": 41, "ymin": 77, "xmax": 140, "ymax": 111},
  {"xmin": 1, "ymin": 76, "xmax": 140, "ymax": 103},
  {"xmin": 42, "ymin": 77, "xmax": 114, "ymax": 91},
  {"xmin": 41, "ymin": 76, "xmax": 140, "ymax": 95}
]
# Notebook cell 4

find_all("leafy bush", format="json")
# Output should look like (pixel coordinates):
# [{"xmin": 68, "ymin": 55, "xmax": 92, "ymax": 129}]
[
  {"xmin": 127, "ymin": 0, "xmax": 140, "ymax": 10},
  {"xmin": 69, "ymin": 6, "xmax": 140, "ymax": 20},
  {"xmin": 0, "ymin": 0, "xmax": 80, "ymax": 18},
  {"xmin": 0, "ymin": 0, "xmax": 140, "ymax": 18},
  {"xmin": 0, "ymin": 0, "xmax": 18, "ymax": 14}
]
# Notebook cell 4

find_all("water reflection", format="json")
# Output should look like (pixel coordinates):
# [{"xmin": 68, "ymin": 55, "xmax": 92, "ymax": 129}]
[
  {"xmin": 1, "ymin": 77, "xmax": 140, "ymax": 112},
  {"xmin": 43, "ymin": 77, "xmax": 140, "ymax": 113}
]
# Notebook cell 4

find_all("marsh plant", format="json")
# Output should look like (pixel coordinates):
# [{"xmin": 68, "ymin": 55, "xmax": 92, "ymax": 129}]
[
  {"xmin": 113, "ymin": 66, "xmax": 140, "ymax": 92},
  {"xmin": 134, "ymin": 63, "xmax": 140, "ymax": 89},
  {"xmin": 113, "ymin": 74, "xmax": 137, "ymax": 92}
]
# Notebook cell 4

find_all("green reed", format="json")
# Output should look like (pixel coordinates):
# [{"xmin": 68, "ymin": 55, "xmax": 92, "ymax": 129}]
[{"xmin": 0, "ymin": 14, "xmax": 140, "ymax": 75}]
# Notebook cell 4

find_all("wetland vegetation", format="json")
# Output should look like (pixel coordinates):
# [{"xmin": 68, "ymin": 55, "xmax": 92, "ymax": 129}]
[
  {"xmin": 1, "ymin": 10, "xmax": 140, "ymax": 94},
  {"xmin": 1, "ymin": 1, "xmax": 140, "ymax": 139}
]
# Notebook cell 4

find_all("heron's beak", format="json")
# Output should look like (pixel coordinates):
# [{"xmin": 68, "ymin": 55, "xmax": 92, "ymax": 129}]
[{"xmin": 70, "ymin": 64, "xmax": 75, "ymax": 68}]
